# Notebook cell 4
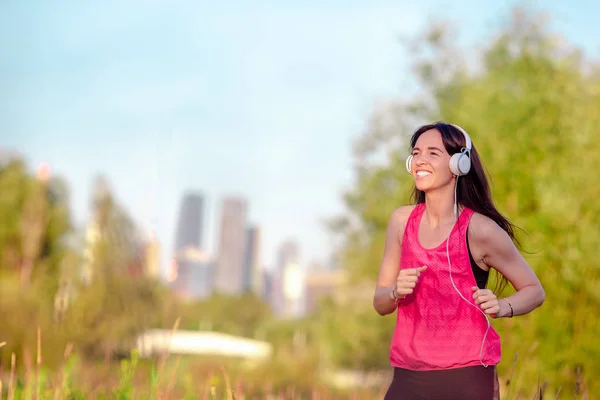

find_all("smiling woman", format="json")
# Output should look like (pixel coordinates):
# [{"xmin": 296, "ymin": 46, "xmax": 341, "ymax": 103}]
[{"xmin": 372, "ymin": 122, "xmax": 545, "ymax": 400}]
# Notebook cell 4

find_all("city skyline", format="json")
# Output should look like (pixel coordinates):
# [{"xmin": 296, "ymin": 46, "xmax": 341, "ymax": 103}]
[{"xmin": 168, "ymin": 189, "xmax": 302, "ymax": 305}]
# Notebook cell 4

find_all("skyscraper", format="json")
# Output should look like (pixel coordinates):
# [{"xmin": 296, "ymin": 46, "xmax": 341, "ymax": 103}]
[
  {"xmin": 214, "ymin": 196, "xmax": 248, "ymax": 295},
  {"xmin": 173, "ymin": 192, "xmax": 204, "ymax": 252},
  {"xmin": 243, "ymin": 225, "xmax": 262, "ymax": 294},
  {"xmin": 272, "ymin": 240, "xmax": 302, "ymax": 317},
  {"xmin": 277, "ymin": 241, "xmax": 299, "ymax": 270}
]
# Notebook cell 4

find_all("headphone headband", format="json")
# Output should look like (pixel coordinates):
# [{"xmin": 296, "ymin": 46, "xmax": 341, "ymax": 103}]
[{"xmin": 451, "ymin": 124, "xmax": 472, "ymax": 151}]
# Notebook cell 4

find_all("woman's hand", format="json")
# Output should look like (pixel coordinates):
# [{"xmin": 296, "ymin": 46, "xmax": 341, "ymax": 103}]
[
  {"xmin": 393, "ymin": 266, "xmax": 428, "ymax": 299},
  {"xmin": 472, "ymin": 287, "xmax": 503, "ymax": 318}
]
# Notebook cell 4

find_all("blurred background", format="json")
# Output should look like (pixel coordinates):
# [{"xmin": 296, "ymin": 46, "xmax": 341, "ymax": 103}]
[{"xmin": 1, "ymin": 0, "xmax": 599, "ymax": 399}]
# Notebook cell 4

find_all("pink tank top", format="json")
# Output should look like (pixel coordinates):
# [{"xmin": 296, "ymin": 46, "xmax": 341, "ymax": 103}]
[{"xmin": 390, "ymin": 204, "xmax": 501, "ymax": 370}]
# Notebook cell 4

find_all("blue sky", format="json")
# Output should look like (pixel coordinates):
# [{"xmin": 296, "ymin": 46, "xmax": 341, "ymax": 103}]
[{"xmin": 1, "ymin": 0, "xmax": 598, "ymax": 278}]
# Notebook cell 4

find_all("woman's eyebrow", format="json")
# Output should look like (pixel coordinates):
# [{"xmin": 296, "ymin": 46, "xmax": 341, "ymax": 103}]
[{"xmin": 413, "ymin": 146, "xmax": 443, "ymax": 152}]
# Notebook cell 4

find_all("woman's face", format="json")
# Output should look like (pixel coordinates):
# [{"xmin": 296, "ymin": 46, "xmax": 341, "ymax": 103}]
[{"xmin": 410, "ymin": 129, "xmax": 455, "ymax": 192}]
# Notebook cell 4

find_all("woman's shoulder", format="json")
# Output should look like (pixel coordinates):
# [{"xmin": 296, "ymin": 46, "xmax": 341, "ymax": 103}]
[
  {"xmin": 468, "ymin": 211, "xmax": 506, "ymax": 243},
  {"xmin": 389, "ymin": 204, "xmax": 418, "ymax": 227}
]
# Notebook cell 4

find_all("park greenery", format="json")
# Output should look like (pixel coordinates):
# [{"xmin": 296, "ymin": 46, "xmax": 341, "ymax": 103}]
[{"xmin": 0, "ymin": 7, "xmax": 598, "ymax": 399}]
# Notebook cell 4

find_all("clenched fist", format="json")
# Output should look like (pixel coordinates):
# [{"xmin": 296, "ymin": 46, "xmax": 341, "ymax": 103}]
[
  {"xmin": 472, "ymin": 287, "xmax": 501, "ymax": 318},
  {"xmin": 392, "ymin": 265, "xmax": 427, "ymax": 299}
]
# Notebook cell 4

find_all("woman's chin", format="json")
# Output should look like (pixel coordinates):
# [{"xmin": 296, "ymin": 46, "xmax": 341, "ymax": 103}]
[{"xmin": 415, "ymin": 182, "xmax": 431, "ymax": 192}]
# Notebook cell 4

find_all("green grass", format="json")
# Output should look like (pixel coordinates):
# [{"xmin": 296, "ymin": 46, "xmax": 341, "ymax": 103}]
[{"xmin": 0, "ymin": 334, "xmax": 593, "ymax": 399}]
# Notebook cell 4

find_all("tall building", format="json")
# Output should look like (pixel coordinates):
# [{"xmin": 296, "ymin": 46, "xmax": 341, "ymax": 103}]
[
  {"xmin": 281, "ymin": 261, "xmax": 305, "ymax": 318},
  {"xmin": 277, "ymin": 241, "xmax": 299, "ymax": 270},
  {"xmin": 144, "ymin": 232, "xmax": 161, "ymax": 279},
  {"xmin": 214, "ymin": 197, "xmax": 248, "ymax": 295},
  {"xmin": 173, "ymin": 192, "xmax": 204, "ymax": 252},
  {"xmin": 263, "ymin": 270, "xmax": 273, "ymax": 303},
  {"xmin": 272, "ymin": 240, "xmax": 304, "ymax": 317},
  {"xmin": 243, "ymin": 225, "xmax": 262, "ymax": 294},
  {"xmin": 81, "ymin": 220, "xmax": 99, "ymax": 284}
]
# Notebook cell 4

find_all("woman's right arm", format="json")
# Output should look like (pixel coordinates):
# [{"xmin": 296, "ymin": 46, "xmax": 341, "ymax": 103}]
[{"xmin": 373, "ymin": 206, "xmax": 413, "ymax": 316}]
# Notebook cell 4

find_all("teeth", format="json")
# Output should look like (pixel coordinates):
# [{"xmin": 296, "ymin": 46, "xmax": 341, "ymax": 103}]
[{"xmin": 416, "ymin": 171, "xmax": 431, "ymax": 177}]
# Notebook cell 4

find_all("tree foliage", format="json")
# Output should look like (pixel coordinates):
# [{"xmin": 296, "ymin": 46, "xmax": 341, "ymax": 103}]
[{"xmin": 0, "ymin": 160, "xmax": 73, "ymax": 367}]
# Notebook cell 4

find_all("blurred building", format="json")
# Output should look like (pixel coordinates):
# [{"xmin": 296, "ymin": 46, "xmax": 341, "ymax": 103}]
[
  {"xmin": 243, "ymin": 225, "xmax": 263, "ymax": 295},
  {"xmin": 272, "ymin": 240, "xmax": 304, "ymax": 318},
  {"xmin": 81, "ymin": 220, "xmax": 100, "ymax": 284},
  {"xmin": 263, "ymin": 270, "xmax": 273, "ymax": 302},
  {"xmin": 281, "ymin": 261, "xmax": 306, "ymax": 318},
  {"xmin": 214, "ymin": 196, "xmax": 248, "ymax": 295},
  {"xmin": 173, "ymin": 192, "xmax": 205, "ymax": 252},
  {"xmin": 172, "ymin": 247, "xmax": 214, "ymax": 300},
  {"xmin": 143, "ymin": 231, "xmax": 161, "ymax": 279},
  {"xmin": 277, "ymin": 240, "xmax": 299, "ymax": 270}
]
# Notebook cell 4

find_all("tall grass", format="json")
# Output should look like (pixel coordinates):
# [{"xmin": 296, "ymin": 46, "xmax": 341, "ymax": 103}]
[{"xmin": 0, "ymin": 329, "xmax": 592, "ymax": 399}]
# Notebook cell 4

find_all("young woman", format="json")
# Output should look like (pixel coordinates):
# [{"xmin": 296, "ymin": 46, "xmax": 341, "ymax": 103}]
[{"xmin": 373, "ymin": 122, "xmax": 545, "ymax": 400}]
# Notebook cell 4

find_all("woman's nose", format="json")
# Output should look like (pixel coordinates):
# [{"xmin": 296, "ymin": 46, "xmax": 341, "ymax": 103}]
[{"xmin": 415, "ymin": 156, "xmax": 428, "ymax": 165}]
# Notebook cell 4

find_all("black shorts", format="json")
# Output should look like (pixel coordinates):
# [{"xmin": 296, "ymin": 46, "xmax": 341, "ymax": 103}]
[{"xmin": 383, "ymin": 365, "xmax": 500, "ymax": 400}]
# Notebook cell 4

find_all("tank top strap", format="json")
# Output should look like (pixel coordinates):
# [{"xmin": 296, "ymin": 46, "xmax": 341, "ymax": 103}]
[
  {"xmin": 456, "ymin": 207, "xmax": 475, "ymax": 237},
  {"xmin": 405, "ymin": 203, "xmax": 426, "ymax": 235}
]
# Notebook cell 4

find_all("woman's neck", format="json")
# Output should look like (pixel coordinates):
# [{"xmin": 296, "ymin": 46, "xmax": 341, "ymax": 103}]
[{"xmin": 423, "ymin": 184, "xmax": 458, "ymax": 227}]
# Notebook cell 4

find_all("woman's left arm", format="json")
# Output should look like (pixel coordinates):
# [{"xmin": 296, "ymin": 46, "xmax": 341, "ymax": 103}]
[{"xmin": 472, "ymin": 214, "xmax": 545, "ymax": 318}]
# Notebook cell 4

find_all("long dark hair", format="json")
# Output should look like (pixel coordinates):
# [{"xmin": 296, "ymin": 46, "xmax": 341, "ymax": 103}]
[{"xmin": 409, "ymin": 122, "xmax": 519, "ymax": 294}]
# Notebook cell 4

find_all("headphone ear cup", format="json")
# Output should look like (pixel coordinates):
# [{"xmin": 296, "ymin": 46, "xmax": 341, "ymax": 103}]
[
  {"xmin": 458, "ymin": 152, "xmax": 471, "ymax": 175},
  {"xmin": 449, "ymin": 151, "xmax": 471, "ymax": 176},
  {"xmin": 449, "ymin": 153, "xmax": 460, "ymax": 176},
  {"xmin": 406, "ymin": 155, "xmax": 413, "ymax": 174}
]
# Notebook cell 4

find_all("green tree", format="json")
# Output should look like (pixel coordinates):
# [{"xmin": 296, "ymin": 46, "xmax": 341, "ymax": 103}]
[
  {"xmin": 0, "ymin": 159, "xmax": 29, "ymax": 277},
  {"xmin": 0, "ymin": 159, "xmax": 74, "ymax": 368}
]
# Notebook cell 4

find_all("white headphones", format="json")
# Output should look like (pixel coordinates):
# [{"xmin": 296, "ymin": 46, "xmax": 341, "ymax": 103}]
[{"xmin": 405, "ymin": 124, "xmax": 472, "ymax": 176}]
